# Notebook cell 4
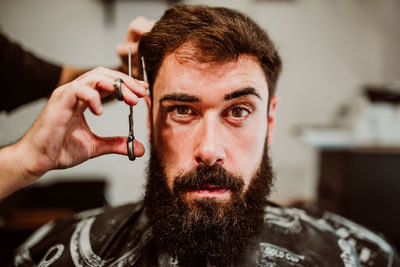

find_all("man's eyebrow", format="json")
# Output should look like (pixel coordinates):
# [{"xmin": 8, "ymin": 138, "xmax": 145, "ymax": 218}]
[
  {"xmin": 224, "ymin": 87, "xmax": 261, "ymax": 101},
  {"xmin": 159, "ymin": 93, "xmax": 201, "ymax": 104}
]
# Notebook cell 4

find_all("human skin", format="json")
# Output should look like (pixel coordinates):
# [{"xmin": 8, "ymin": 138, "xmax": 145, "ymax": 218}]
[{"xmin": 146, "ymin": 53, "xmax": 277, "ymax": 203}]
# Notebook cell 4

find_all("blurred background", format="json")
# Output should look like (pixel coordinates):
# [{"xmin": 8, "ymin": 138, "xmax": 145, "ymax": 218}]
[{"xmin": 0, "ymin": 0, "xmax": 399, "ymax": 262}]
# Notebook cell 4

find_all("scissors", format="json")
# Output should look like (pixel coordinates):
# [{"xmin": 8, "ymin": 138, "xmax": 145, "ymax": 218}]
[{"xmin": 114, "ymin": 47, "xmax": 140, "ymax": 161}]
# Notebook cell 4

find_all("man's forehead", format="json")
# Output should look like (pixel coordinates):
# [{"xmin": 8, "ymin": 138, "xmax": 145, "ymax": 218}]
[{"xmin": 153, "ymin": 52, "xmax": 269, "ymax": 101}]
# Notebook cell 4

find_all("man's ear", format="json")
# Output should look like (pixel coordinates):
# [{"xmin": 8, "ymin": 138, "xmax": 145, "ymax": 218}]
[
  {"xmin": 267, "ymin": 95, "xmax": 278, "ymax": 145},
  {"xmin": 145, "ymin": 95, "xmax": 152, "ymax": 141}
]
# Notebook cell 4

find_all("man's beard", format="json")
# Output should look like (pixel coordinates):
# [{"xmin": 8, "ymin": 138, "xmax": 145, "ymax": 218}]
[{"xmin": 144, "ymin": 140, "xmax": 274, "ymax": 266}]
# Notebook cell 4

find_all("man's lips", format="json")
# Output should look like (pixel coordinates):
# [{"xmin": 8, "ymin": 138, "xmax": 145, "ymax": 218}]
[{"xmin": 186, "ymin": 184, "xmax": 231, "ymax": 200}]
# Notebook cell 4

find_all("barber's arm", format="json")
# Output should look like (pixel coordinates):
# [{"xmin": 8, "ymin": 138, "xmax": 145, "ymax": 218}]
[
  {"xmin": 0, "ymin": 33, "xmax": 96, "ymax": 112},
  {"xmin": 0, "ymin": 67, "xmax": 147, "ymax": 199}
]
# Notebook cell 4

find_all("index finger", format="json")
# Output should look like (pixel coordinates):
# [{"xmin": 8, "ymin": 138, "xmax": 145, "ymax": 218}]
[
  {"xmin": 108, "ymin": 69, "xmax": 148, "ymax": 98},
  {"xmin": 94, "ymin": 67, "xmax": 148, "ymax": 95}
]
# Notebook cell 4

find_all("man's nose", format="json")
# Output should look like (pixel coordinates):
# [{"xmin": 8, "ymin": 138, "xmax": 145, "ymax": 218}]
[{"xmin": 194, "ymin": 116, "xmax": 226, "ymax": 166}]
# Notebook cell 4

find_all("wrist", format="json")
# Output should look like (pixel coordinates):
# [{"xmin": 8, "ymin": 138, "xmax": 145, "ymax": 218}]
[
  {"xmin": 15, "ymin": 138, "xmax": 52, "ymax": 180},
  {"xmin": 0, "ymin": 142, "xmax": 40, "ymax": 199}
]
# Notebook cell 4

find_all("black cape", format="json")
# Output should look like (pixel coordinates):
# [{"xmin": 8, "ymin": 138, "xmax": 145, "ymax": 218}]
[{"xmin": 12, "ymin": 202, "xmax": 400, "ymax": 267}]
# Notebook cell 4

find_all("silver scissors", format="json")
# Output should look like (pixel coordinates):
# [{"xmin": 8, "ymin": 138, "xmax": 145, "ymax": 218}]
[
  {"xmin": 114, "ymin": 47, "xmax": 135, "ymax": 160},
  {"xmin": 126, "ymin": 47, "xmax": 135, "ymax": 160},
  {"xmin": 114, "ymin": 49, "xmax": 148, "ymax": 161}
]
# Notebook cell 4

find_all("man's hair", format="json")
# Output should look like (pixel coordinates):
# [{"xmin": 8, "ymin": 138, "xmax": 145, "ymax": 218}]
[{"xmin": 138, "ymin": 5, "xmax": 282, "ymax": 101}]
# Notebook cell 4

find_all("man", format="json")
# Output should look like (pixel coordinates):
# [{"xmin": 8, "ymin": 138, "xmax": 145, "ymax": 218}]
[{"xmin": 12, "ymin": 5, "xmax": 399, "ymax": 267}]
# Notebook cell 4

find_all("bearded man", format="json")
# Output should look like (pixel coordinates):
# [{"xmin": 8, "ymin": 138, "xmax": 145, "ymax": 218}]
[{"xmin": 12, "ymin": 5, "xmax": 399, "ymax": 267}]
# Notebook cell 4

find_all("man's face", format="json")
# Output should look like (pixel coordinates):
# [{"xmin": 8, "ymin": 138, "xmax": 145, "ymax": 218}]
[
  {"xmin": 148, "ymin": 53, "xmax": 275, "ymax": 204},
  {"xmin": 144, "ymin": 51, "xmax": 277, "ymax": 263}
]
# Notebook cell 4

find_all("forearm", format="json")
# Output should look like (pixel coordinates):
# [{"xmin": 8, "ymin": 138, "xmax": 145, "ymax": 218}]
[{"xmin": 0, "ymin": 142, "xmax": 40, "ymax": 199}]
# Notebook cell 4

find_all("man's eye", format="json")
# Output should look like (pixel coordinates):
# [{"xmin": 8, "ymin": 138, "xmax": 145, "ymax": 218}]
[
  {"xmin": 167, "ymin": 105, "xmax": 194, "ymax": 118},
  {"xmin": 230, "ymin": 107, "xmax": 250, "ymax": 118},
  {"xmin": 175, "ymin": 106, "xmax": 191, "ymax": 115}
]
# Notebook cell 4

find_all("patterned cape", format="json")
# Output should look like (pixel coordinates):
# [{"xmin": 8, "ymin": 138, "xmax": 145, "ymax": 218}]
[{"xmin": 12, "ymin": 202, "xmax": 400, "ymax": 267}]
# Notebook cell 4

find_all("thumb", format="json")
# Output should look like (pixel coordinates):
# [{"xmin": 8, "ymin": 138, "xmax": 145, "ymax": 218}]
[{"xmin": 91, "ymin": 136, "xmax": 145, "ymax": 158}]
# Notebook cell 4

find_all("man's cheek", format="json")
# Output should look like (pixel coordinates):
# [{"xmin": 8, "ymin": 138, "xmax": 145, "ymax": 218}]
[{"xmin": 238, "ymin": 136, "xmax": 266, "ymax": 184}]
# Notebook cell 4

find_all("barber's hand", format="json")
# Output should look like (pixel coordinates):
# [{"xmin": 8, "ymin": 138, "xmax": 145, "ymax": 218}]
[
  {"xmin": 116, "ymin": 16, "xmax": 155, "ymax": 77},
  {"xmin": 19, "ymin": 67, "xmax": 147, "ymax": 178}
]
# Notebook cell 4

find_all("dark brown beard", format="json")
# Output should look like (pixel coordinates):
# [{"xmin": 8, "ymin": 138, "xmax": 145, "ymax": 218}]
[{"xmin": 144, "ymin": 141, "xmax": 274, "ymax": 266}]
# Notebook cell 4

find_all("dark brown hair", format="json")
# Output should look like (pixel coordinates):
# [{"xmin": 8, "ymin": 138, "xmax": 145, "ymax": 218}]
[{"xmin": 138, "ymin": 5, "xmax": 282, "ymax": 101}]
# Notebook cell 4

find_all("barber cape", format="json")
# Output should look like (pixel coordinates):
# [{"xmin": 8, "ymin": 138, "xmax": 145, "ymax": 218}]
[{"xmin": 12, "ymin": 202, "xmax": 399, "ymax": 267}]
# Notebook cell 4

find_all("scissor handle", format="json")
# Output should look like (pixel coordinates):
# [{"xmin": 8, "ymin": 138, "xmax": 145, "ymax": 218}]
[{"xmin": 127, "ymin": 136, "xmax": 135, "ymax": 161}]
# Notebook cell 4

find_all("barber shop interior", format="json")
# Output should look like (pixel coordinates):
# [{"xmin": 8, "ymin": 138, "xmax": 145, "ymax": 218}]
[{"xmin": 1, "ymin": 0, "xmax": 399, "ymax": 266}]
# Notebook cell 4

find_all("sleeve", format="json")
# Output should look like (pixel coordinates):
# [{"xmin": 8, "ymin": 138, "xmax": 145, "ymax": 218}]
[{"xmin": 0, "ymin": 32, "xmax": 62, "ymax": 112}]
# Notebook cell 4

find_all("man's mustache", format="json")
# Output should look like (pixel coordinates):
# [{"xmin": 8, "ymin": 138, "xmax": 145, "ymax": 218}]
[{"xmin": 173, "ymin": 164, "xmax": 245, "ymax": 195}]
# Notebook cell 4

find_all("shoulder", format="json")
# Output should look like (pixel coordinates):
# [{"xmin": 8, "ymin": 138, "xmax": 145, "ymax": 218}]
[
  {"xmin": 258, "ymin": 202, "xmax": 399, "ymax": 266},
  {"xmin": 13, "ymin": 202, "xmax": 149, "ymax": 266}
]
